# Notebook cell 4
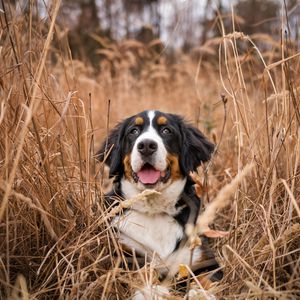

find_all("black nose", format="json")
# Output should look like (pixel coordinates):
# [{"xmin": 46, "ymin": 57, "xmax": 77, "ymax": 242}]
[{"xmin": 137, "ymin": 139, "xmax": 158, "ymax": 156}]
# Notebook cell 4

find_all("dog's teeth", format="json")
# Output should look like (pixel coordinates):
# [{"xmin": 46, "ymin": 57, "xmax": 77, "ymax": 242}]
[{"xmin": 161, "ymin": 170, "xmax": 166, "ymax": 177}]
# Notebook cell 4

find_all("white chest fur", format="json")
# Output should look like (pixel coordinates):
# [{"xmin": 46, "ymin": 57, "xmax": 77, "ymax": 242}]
[
  {"xmin": 120, "ymin": 178, "xmax": 187, "ymax": 215},
  {"xmin": 112, "ymin": 210, "xmax": 183, "ymax": 259}
]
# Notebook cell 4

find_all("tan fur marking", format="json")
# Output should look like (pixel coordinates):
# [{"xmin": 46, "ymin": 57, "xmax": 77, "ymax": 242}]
[
  {"xmin": 157, "ymin": 116, "xmax": 168, "ymax": 125},
  {"xmin": 167, "ymin": 154, "xmax": 182, "ymax": 181},
  {"xmin": 135, "ymin": 117, "xmax": 144, "ymax": 125},
  {"xmin": 123, "ymin": 154, "xmax": 132, "ymax": 180},
  {"xmin": 195, "ymin": 275, "xmax": 214, "ymax": 289}
]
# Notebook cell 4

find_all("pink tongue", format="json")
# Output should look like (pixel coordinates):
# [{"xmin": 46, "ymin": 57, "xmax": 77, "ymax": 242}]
[{"xmin": 137, "ymin": 168, "xmax": 161, "ymax": 184}]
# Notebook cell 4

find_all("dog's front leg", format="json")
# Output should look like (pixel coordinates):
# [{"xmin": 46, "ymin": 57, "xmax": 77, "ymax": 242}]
[
  {"xmin": 133, "ymin": 284, "xmax": 170, "ymax": 300},
  {"xmin": 184, "ymin": 287, "xmax": 216, "ymax": 300}
]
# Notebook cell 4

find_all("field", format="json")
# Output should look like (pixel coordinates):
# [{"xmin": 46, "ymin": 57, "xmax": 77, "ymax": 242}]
[{"xmin": 0, "ymin": 1, "xmax": 300, "ymax": 299}]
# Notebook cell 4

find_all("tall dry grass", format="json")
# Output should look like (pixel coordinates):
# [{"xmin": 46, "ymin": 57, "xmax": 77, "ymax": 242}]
[{"xmin": 0, "ymin": 1, "xmax": 300, "ymax": 299}]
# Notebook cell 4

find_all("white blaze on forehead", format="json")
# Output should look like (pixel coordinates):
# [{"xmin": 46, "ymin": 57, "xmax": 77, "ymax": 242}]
[
  {"xmin": 131, "ymin": 110, "xmax": 168, "ymax": 172},
  {"xmin": 148, "ymin": 110, "xmax": 155, "ymax": 124}
]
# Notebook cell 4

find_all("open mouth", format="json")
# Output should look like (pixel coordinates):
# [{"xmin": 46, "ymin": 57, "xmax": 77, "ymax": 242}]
[{"xmin": 132, "ymin": 163, "xmax": 170, "ymax": 185}]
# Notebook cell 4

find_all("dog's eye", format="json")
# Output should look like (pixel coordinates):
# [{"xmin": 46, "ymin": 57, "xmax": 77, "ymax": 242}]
[
  {"xmin": 130, "ymin": 128, "xmax": 140, "ymax": 135},
  {"xmin": 161, "ymin": 127, "xmax": 171, "ymax": 135}
]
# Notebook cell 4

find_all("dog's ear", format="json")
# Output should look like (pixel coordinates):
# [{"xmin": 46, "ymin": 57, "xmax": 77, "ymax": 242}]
[
  {"xmin": 179, "ymin": 120, "xmax": 214, "ymax": 175},
  {"xmin": 97, "ymin": 119, "xmax": 129, "ymax": 178}
]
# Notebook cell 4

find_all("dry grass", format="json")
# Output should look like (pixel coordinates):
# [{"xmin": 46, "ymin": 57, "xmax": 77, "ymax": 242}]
[{"xmin": 1, "ymin": 2, "xmax": 300, "ymax": 299}]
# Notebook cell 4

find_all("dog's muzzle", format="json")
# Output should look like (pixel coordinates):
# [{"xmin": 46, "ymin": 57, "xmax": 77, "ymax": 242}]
[{"xmin": 132, "ymin": 139, "xmax": 170, "ymax": 185}]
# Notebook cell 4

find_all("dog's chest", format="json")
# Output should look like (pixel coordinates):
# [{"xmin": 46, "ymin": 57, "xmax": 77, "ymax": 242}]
[
  {"xmin": 121, "ymin": 178, "xmax": 187, "ymax": 215},
  {"xmin": 112, "ymin": 210, "xmax": 183, "ymax": 259}
]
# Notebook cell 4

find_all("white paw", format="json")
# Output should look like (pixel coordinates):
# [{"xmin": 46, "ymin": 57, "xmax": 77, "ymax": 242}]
[
  {"xmin": 133, "ymin": 284, "xmax": 170, "ymax": 300},
  {"xmin": 184, "ymin": 288, "xmax": 216, "ymax": 300}
]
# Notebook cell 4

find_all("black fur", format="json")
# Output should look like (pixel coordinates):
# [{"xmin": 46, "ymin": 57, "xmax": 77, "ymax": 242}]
[
  {"xmin": 179, "ymin": 119, "xmax": 215, "ymax": 176},
  {"xmin": 97, "ymin": 116, "xmax": 133, "ymax": 178}
]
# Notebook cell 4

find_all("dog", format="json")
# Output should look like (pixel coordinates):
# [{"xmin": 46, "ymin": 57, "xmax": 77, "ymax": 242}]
[{"xmin": 98, "ymin": 110, "xmax": 222, "ymax": 299}]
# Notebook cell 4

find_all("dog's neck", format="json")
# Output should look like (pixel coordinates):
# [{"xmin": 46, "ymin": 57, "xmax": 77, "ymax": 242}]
[{"xmin": 120, "ymin": 177, "xmax": 187, "ymax": 215}]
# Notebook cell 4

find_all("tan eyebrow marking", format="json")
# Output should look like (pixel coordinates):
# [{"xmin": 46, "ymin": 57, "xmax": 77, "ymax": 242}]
[
  {"xmin": 135, "ymin": 117, "xmax": 144, "ymax": 125},
  {"xmin": 157, "ymin": 116, "xmax": 168, "ymax": 125}
]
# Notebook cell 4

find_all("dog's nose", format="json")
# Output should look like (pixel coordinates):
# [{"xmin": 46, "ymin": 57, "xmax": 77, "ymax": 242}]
[{"xmin": 137, "ymin": 139, "xmax": 158, "ymax": 156}]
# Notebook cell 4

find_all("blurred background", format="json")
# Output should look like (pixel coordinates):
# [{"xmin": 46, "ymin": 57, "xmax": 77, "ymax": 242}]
[
  {"xmin": 4, "ymin": 0, "xmax": 298, "ymax": 140},
  {"xmin": 58, "ymin": 0, "xmax": 299, "ymax": 65},
  {"xmin": 9, "ymin": 0, "xmax": 298, "ymax": 68}
]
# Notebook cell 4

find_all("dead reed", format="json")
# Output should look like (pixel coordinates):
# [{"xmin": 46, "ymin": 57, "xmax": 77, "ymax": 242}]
[{"xmin": 0, "ymin": 2, "xmax": 299, "ymax": 299}]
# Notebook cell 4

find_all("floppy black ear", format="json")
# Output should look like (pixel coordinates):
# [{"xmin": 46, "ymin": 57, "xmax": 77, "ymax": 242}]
[
  {"xmin": 97, "ymin": 120, "xmax": 129, "ymax": 178},
  {"xmin": 180, "ymin": 121, "xmax": 215, "ymax": 175}
]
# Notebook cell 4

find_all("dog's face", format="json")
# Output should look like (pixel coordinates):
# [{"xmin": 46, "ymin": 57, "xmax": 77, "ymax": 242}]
[{"xmin": 98, "ymin": 110, "xmax": 214, "ymax": 191}]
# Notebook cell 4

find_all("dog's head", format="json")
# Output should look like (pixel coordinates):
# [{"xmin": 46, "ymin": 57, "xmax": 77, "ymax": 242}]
[{"xmin": 98, "ymin": 110, "xmax": 214, "ymax": 191}]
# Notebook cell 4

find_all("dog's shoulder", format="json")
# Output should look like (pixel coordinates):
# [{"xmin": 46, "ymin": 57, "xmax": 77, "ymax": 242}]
[
  {"xmin": 104, "ymin": 181, "xmax": 123, "ymax": 208},
  {"xmin": 173, "ymin": 179, "xmax": 201, "ymax": 226}
]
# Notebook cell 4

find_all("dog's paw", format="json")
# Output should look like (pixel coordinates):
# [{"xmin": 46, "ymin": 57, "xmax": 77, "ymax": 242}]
[
  {"xmin": 133, "ymin": 284, "xmax": 170, "ymax": 300},
  {"xmin": 184, "ymin": 288, "xmax": 216, "ymax": 300}
]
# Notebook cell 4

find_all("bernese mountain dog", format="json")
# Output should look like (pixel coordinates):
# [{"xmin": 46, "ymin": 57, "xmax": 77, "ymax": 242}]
[{"xmin": 98, "ymin": 110, "xmax": 222, "ymax": 299}]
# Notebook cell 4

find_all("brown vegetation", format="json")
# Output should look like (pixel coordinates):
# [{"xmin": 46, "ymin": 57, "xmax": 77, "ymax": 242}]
[{"xmin": 0, "ymin": 1, "xmax": 300, "ymax": 299}]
